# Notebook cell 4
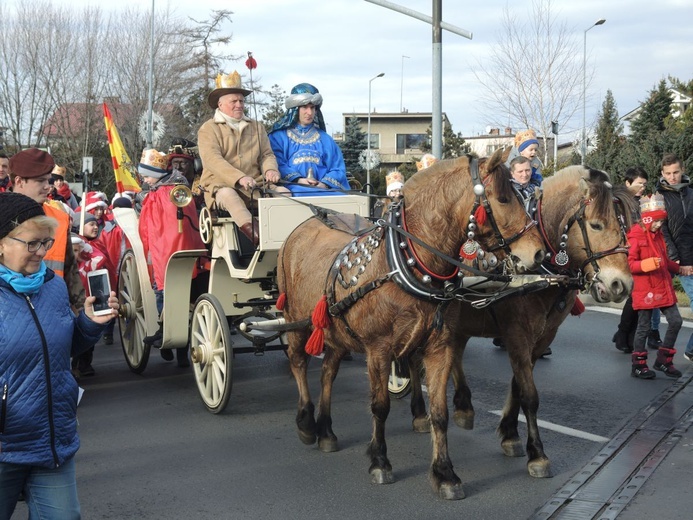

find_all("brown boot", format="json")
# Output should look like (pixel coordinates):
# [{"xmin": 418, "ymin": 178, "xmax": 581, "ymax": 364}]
[
  {"xmin": 653, "ymin": 347, "xmax": 682, "ymax": 378},
  {"xmin": 631, "ymin": 351, "xmax": 655, "ymax": 379},
  {"xmin": 239, "ymin": 219, "xmax": 259, "ymax": 248}
]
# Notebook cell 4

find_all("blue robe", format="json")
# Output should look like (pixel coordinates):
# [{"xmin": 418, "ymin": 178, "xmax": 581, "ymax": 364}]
[{"xmin": 269, "ymin": 124, "xmax": 349, "ymax": 196}]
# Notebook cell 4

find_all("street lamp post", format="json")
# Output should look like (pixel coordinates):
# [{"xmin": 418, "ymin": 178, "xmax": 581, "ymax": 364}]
[
  {"xmin": 367, "ymin": 72, "xmax": 385, "ymax": 193},
  {"xmin": 400, "ymin": 55, "xmax": 410, "ymax": 112},
  {"xmin": 581, "ymin": 18, "xmax": 606, "ymax": 165}
]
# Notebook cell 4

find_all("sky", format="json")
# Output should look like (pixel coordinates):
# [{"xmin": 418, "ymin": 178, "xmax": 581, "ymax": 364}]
[{"xmin": 9, "ymin": 0, "xmax": 693, "ymax": 140}]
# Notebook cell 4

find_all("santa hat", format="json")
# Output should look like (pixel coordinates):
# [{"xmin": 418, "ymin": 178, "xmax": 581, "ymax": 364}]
[
  {"xmin": 70, "ymin": 233, "xmax": 93, "ymax": 254},
  {"xmin": 84, "ymin": 191, "xmax": 108, "ymax": 212},
  {"xmin": 385, "ymin": 170, "xmax": 405, "ymax": 197},
  {"xmin": 514, "ymin": 129, "xmax": 539, "ymax": 153},
  {"xmin": 640, "ymin": 193, "xmax": 667, "ymax": 224}
]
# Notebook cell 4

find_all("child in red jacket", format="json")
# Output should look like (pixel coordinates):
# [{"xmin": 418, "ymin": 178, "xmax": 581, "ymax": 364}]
[{"xmin": 627, "ymin": 194, "xmax": 682, "ymax": 379}]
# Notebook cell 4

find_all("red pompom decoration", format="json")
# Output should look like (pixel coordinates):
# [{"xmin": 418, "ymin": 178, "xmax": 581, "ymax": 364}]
[{"xmin": 276, "ymin": 292, "xmax": 286, "ymax": 311}]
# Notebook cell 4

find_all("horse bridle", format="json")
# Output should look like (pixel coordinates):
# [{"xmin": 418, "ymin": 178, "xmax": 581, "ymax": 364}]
[
  {"xmin": 468, "ymin": 159, "xmax": 538, "ymax": 256},
  {"xmin": 538, "ymin": 194, "xmax": 629, "ymax": 287}
]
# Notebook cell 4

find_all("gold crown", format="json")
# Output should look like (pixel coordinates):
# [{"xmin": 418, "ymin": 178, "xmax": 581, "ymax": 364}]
[
  {"xmin": 216, "ymin": 71, "xmax": 243, "ymax": 89},
  {"xmin": 385, "ymin": 171, "xmax": 404, "ymax": 185},
  {"xmin": 640, "ymin": 193, "xmax": 666, "ymax": 214},
  {"xmin": 52, "ymin": 165, "xmax": 66, "ymax": 176},
  {"xmin": 415, "ymin": 154, "xmax": 438, "ymax": 171},
  {"xmin": 140, "ymin": 148, "xmax": 169, "ymax": 171}
]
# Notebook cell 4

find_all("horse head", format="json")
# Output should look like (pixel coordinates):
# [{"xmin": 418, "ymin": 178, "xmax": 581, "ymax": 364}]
[
  {"xmin": 402, "ymin": 150, "xmax": 545, "ymax": 275},
  {"xmin": 541, "ymin": 166, "xmax": 635, "ymax": 303}
]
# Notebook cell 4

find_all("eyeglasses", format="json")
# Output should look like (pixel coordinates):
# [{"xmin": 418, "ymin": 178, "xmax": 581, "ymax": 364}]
[{"xmin": 8, "ymin": 237, "xmax": 55, "ymax": 253}]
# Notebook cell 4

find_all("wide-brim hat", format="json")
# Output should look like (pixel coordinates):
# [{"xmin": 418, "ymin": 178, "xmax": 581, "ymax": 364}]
[{"xmin": 208, "ymin": 71, "xmax": 252, "ymax": 108}]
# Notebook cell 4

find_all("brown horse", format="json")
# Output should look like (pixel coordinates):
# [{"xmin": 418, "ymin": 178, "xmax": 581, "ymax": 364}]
[
  {"xmin": 406, "ymin": 165, "xmax": 635, "ymax": 480},
  {"xmin": 277, "ymin": 152, "xmax": 546, "ymax": 500}
]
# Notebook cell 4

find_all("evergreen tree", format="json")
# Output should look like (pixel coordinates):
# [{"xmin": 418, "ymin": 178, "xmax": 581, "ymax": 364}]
[
  {"xmin": 588, "ymin": 90, "xmax": 623, "ymax": 175},
  {"xmin": 630, "ymin": 79, "xmax": 673, "ymax": 143},
  {"xmin": 261, "ymin": 84, "xmax": 286, "ymax": 132},
  {"xmin": 421, "ymin": 122, "xmax": 468, "ymax": 158},
  {"xmin": 339, "ymin": 116, "xmax": 367, "ymax": 185}
]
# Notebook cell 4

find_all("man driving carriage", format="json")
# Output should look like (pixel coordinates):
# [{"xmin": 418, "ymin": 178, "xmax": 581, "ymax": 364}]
[{"xmin": 198, "ymin": 70, "xmax": 288, "ymax": 247}]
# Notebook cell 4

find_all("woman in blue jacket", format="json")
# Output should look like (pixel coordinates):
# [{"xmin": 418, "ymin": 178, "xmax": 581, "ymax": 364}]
[{"xmin": 0, "ymin": 192, "xmax": 118, "ymax": 519}]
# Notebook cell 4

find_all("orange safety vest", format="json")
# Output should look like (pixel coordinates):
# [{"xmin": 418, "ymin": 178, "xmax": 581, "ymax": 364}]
[{"xmin": 43, "ymin": 203, "xmax": 70, "ymax": 278}]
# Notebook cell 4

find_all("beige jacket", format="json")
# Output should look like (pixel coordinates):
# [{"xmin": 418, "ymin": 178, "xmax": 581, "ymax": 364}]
[{"xmin": 198, "ymin": 110, "xmax": 279, "ymax": 208}]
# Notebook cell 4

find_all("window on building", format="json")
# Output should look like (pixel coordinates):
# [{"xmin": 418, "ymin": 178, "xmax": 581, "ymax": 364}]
[
  {"xmin": 396, "ymin": 134, "xmax": 428, "ymax": 154},
  {"xmin": 486, "ymin": 144, "xmax": 502, "ymax": 155},
  {"xmin": 368, "ymin": 134, "xmax": 380, "ymax": 149}
]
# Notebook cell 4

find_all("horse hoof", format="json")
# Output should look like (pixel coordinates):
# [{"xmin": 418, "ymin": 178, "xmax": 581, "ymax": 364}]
[
  {"xmin": 453, "ymin": 411, "xmax": 474, "ymax": 430},
  {"xmin": 298, "ymin": 430, "xmax": 317, "ymax": 445},
  {"xmin": 412, "ymin": 416, "xmax": 431, "ymax": 433},
  {"xmin": 370, "ymin": 468, "xmax": 394, "ymax": 485},
  {"xmin": 318, "ymin": 437, "xmax": 339, "ymax": 453},
  {"xmin": 528, "ymin": 458, "xmax": 552, "ymax": 478},
  {"xmin": 501, "ymin": 439, "xmax": 525, "ymax": 457},
  {"xmin": 437, "ymin": 482, "xmax": 465, "ymax": 500}
]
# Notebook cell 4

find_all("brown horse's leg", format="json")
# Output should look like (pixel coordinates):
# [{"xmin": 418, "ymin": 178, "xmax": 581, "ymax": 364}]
[
  {"xmin": 424, "ymin": 345, "xmax": 465, "ymax": 500},
  {"xmin": 287, "ymin": 330, "xmax": 317, "ymax": 445},
  {"xmin": 366, "ymin": 349, "xmax": 394, "ymax": 485},
  {"xmin": 451, "ymin": 339, "xmax": 474, "ymax": 430},
  {"xmin": 501, "ymin": 345, "xmax": 552, "ymax": 478},
  {"xmin": 498, "ymin": 376, "xmax": 525, "ymax": 457},
  {"xmin": 408, "ymin": 354, "xmax": 430, "ymax": 433},
  {"xmin": 316, "ymin": 347, "xmax": 341, "ymax": 453}
]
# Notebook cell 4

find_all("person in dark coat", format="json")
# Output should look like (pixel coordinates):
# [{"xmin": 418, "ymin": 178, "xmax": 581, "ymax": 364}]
[
  {"xmin": 656, "ymin": 153, "xmax": 693, "ymax": 363},
  {"xmin": 0, "ymin": 192, "xmax": 118, "ymax": 518}
]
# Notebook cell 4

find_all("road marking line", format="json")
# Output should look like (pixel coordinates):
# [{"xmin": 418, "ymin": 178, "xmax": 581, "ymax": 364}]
[
  {"xmin": 586, "ymin": 305, "xmax": 693, "ymax": 328},
  {"xmin": 489, "ymin": 410, "xmax": 609, "ymax": 442}
]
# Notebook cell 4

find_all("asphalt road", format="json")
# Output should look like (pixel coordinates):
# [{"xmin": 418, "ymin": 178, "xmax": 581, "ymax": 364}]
[{"xmin": 12, "ymin": 306, "xmax": 693, "ymax": 519}]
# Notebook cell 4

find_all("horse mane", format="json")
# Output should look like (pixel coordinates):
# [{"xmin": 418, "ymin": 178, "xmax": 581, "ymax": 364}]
[{"xmin": 480, "ymin": 148, "xmax": 514, "ymax": 203}]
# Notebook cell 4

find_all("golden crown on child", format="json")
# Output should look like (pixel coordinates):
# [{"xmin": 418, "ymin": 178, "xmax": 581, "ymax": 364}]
[{"xmin": 640, "ymin": 193, "xmax": 666, "ymax": 213}]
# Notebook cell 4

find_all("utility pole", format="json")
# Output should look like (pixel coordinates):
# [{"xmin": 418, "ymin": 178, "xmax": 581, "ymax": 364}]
[{"xmin": 364, "ymin": 0, "xmax": 472, "ymax": 159}]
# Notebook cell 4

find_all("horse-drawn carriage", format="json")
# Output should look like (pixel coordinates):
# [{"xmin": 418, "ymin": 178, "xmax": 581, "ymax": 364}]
[
  {"xmin": 110, "ymin": 152, "xmax": 634, "ymax": 500},
  {"xmin": 113, "ymin": 187, "xmax": 370, "ymax": 414}
]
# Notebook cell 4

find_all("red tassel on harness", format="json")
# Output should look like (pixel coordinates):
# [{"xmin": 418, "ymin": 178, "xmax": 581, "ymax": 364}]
[
  {"xmin": 570, "ymin": 294, "xmax": 585, "ymax": 316},
  {"xmin": 474, "ymin": 205, "xmax": 487, "ymax": 227},
  {"xmin": 305, "ymin": 295, "xmax": 331, "ymax": 356},
  {"xmin": 276, "ymin": 292, "xmax": 287, "ymax": 311}
]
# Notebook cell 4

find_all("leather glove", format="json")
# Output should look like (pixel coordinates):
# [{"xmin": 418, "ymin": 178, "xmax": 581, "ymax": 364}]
[{"xmin": 640, "ymin": 257, "xmax": 661, "ymax": 272}]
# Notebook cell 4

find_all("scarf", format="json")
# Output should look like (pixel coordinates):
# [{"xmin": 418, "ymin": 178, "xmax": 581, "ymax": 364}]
[
  {"xmin": 56, "ymin": 183, "xmax": 73, "ymax": 200},
  {"xmin": 0, "ymin": 261, "xmax": 47, "ymax": 294}
]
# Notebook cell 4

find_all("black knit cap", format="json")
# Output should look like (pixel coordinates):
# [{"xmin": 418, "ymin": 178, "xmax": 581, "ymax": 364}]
[{"xmin": 0, "ymin": 192, "xmax": 46, "ymax": 240}]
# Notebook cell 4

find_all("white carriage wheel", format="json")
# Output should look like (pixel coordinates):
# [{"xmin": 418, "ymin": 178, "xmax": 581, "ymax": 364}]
[
  {"xmin": 198, "ymin": 206, "xmax": 213, "ymax": 245},
  {"xmin": 118, "ymin": 250, "xmax": 151, "ymax": 374},
  {"xmin": 388, "ymin": 359, "xmax": 412, "ymax": 399},
  {"xmin": 190, "ymin": 294, "xmax": 233, "ymax": 414}
]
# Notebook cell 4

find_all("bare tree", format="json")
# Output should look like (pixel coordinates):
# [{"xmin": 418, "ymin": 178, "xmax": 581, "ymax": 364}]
[{"xmin": 474, "ymin": 0, "xmax": 585, "ymax": 162}]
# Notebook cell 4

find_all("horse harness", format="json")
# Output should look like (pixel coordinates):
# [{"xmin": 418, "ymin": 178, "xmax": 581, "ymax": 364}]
[
  {"xmin": 535, "ymin": 189, "xmax": 630, "ymax": 291},
  {"xmin": 316, "ymin": 157, "xmax": 546, "ymax": 337}
]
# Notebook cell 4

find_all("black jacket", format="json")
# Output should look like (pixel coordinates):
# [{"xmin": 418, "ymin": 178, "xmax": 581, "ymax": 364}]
[{"xmin": 656, "ymin": 175, "xmax": 693, "ymax": 264}]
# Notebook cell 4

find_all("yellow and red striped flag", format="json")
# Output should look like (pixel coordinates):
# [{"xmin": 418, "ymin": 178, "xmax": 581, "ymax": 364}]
[{"xmin": 103, "ymin": 103, "xmax": 141, "ymax": 194}]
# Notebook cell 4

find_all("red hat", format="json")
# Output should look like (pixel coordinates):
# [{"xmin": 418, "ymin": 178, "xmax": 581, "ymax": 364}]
[
  {"xmin": 640, "ymin": 194, "xmax": 667, "ymax": 224},
  {"xmin": 84, "ymin": 191, "xmax": 108, "ymax": 213},
  {"xmin": 9, "ymin": 148, "xmax": 55, "ymax": 179}
]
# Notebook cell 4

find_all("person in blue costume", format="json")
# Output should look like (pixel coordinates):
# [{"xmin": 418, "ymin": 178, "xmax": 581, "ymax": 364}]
[{"xmin": 269, "ymin": 83, "xmax": 350, "ymax": 196}]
